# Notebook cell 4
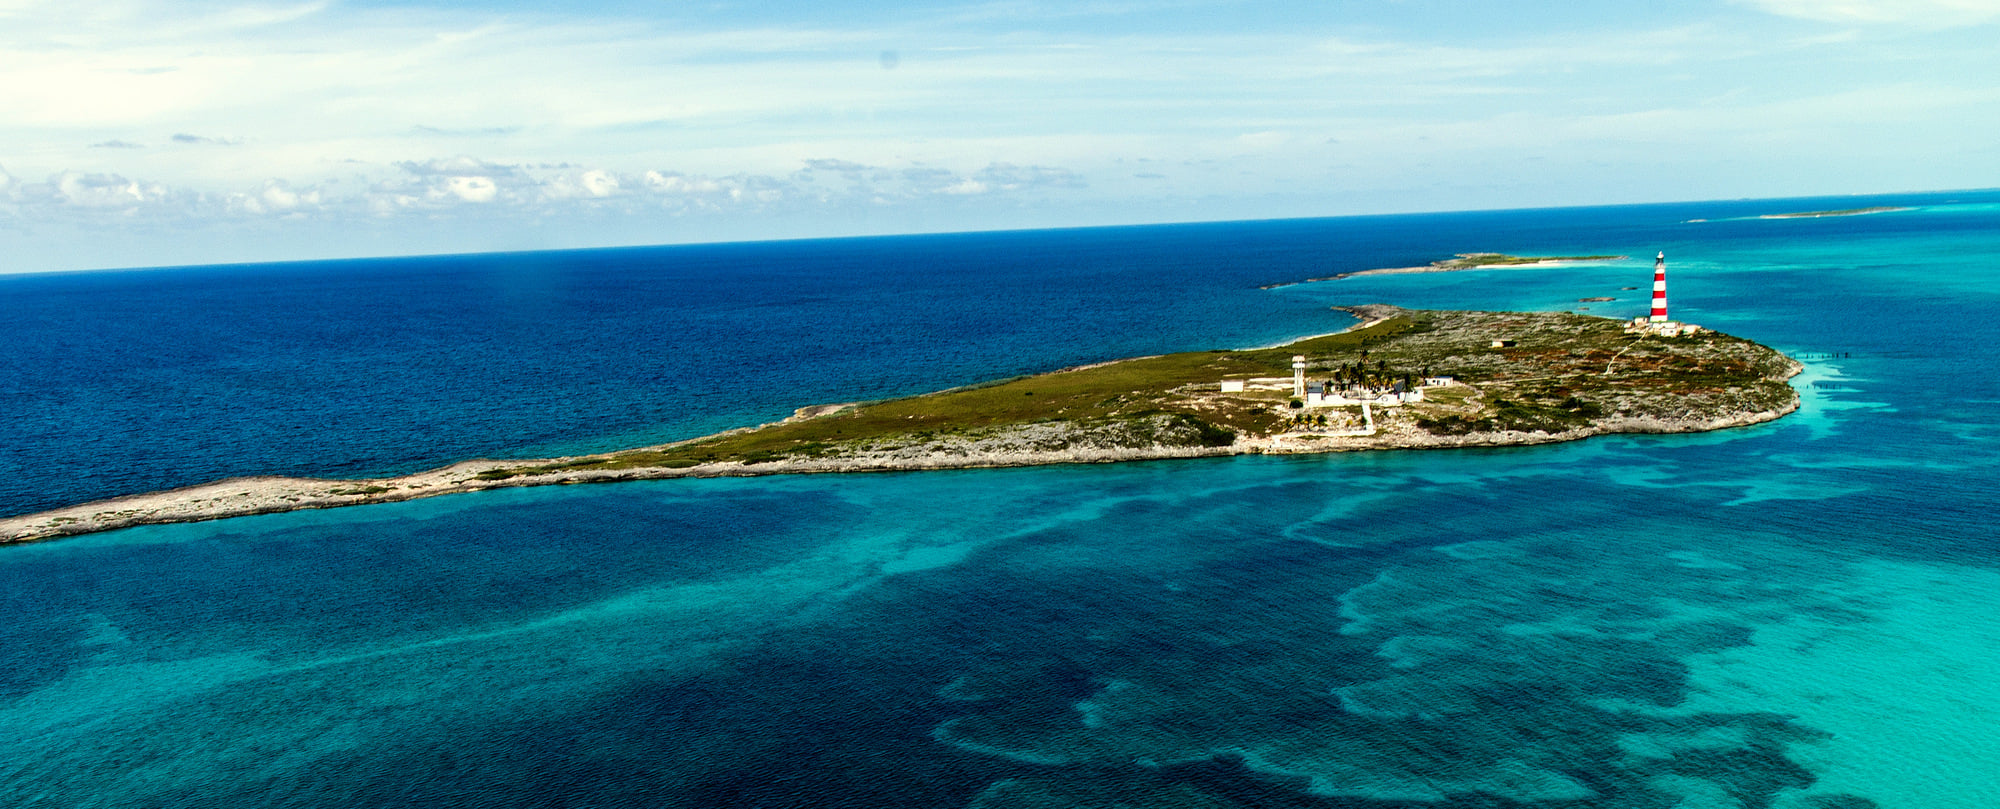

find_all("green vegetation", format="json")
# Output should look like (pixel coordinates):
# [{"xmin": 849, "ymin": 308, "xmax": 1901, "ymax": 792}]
[
  {"xmin": 0, "ymin": 305, "xmax": 1792, "ymax": 550},
  {"xmin": 1764, "ymin": 206, "xmax": 1908, "ymax": 219},
  {"xmin": 537, "ymin": 317, "xmax": 1419, "ymax": 471},
  {"xmin": 1417, "ymin": 396, "xmax": 1599, "ymax": 436},
  {"xmin": 1434, "ymin": 253, "xmax": 1624, "ymax": 268},
  {"xmin": 491, "ymin": 306, "xmax": 1796, "ymax": 471},
  {"xmin": 1387, "ymin": 310, "xmax": 1795, "ymax": 435}
]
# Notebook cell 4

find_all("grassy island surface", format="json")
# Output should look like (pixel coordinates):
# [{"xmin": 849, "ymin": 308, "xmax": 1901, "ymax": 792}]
[
  {"xmin": 2, "ymin": 305, "xmax": 1800, "ymax": 545},
  {"xmin": 1761, "ymin": 206, "xmax": 1911, "ymax": 219},
  {"xmin": 1430, "ymin": 252, "xmax": 1625, "ymax": 268}
]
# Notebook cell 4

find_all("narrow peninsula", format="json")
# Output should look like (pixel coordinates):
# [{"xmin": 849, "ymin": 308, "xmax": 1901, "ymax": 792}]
[
  {"xmin": 2, "ymin": 305, "xmax": 1800, "ymax": 545},
  {"xmin": 1260, "ymin": 253, "xmax": 1624, "ymax": 289},
  {"xmin": 1760, "ymin": 206, "xmax": 1911, "ymax": 219}
]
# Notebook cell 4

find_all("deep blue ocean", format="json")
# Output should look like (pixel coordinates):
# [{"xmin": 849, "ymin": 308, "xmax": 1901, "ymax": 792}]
[{"xmin": 4, "ymin": 190, "xmax": 1999, "ymax": 808}]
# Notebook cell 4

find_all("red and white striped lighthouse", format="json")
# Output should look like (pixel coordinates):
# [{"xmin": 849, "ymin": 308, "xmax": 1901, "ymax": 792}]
[{"xmin": 1649, "ymin": 251, "xmax": 1669, "ymax": 324}]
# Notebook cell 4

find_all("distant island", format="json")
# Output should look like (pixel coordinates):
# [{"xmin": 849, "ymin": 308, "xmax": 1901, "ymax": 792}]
[
  {"xmin": 1260, "ymin": 253, "xmax": 1625, "ymax": 289},
  {"xmin": 1, "ymin": 304, "xmax": 1800, "ymax": 545},
  {"xmin": 1760, "ymin": 206, "xmax": 1911, "ymax": 219}
]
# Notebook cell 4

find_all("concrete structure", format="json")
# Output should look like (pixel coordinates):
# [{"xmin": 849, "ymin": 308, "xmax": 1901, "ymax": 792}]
[
  {"xmin": 1335, "ymin": 402, "xmax": 1376, "ymax": 437},
  {"xmin": 1278, "ymin": 376, "xmax": 1445, "ymax": 409},
  {"xmin": 1219, "ymin": 365, "xmax": 1446, "ymax": 412},
  {"xmin": 1629, "ymin": 318, "xmax": 1703, "ymax": 337}
]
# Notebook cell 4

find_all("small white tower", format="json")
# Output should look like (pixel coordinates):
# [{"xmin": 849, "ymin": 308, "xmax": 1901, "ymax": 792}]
[{"xmin": 1292, "ymin": 355, "xmax": 1307, "ymax": 398}]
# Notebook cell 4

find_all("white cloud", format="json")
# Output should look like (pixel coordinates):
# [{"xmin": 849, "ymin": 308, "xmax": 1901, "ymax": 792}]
[
  {"xmin": 1737, "ymin": 0, "xmax": 2000, "ymax": 25},
  {"xmin": 379, "ymin": 158, "xmax": 526, "ymax": 208},
  {"xmin": 801, "ymin": 159, "xmax": 874, "ymax": 175},
  {"xmin": 171, "ymin": 132, "xmax": 241, "ymax": 145},
  {"xmin": 0, "ymin": 154, "xmax": 1070, "ymax": 226},
  {"xmin": 229, "ymin": 179, "xmax": 322, "ymax": 215},
  {"xmin": 441, "ymin": 176, "xmax": 497, "ymax": 203},
  {"xmin": 0, "ymin": 1, "xmax": 1920, "ymax": 192},
  {"xmin": 541, "ymin": 168, "xmax": 621, "ymax": 200},
  {"xmin": 395, "ymin": 156, "xmax": 511, "ymax": 178},
  {"xmin": 641, "ymin": 171, "xmax": 727, "ymax": 196},
  {"xmin": 258, "ymin": 182, "xmax": 303, "ymax": 210},
  {"xmin": 54, "ymin": 171, "xmax": 170, "ymax": 208},
  {"xmin": 1, "ymin": 0, "xmax": 1996, "ymax": 271},
  {"xmin": 974, "ymin": 163, "xmax": 1085, "ymax": 191}
]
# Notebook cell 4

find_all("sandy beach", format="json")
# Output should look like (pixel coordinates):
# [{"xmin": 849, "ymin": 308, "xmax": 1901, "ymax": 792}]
[{"xmin": 1259, "ymin": 255, "xmax": 1625, "ymax": 289}]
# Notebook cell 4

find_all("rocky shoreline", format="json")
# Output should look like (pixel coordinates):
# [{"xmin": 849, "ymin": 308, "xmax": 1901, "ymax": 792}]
[{"xmin": 0, "ymin": 385, "xmax": 1798, "ymax": 546}]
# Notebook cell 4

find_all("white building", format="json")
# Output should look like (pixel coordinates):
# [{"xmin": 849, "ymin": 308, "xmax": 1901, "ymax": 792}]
[{"xmin": 1626, "ymin": 316, "xmax": 1703, "ymax": 337}]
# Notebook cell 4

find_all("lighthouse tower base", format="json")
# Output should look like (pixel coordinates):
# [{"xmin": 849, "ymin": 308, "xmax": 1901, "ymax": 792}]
[{"xmin": 1626, "ymin": 317, "xmax": 1703, "ymax": 337}]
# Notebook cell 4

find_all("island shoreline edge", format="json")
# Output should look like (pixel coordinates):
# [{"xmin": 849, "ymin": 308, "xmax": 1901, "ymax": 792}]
[{"xmin": 1, "ymin": 306, "xmax": 1802, "ymax": 545}]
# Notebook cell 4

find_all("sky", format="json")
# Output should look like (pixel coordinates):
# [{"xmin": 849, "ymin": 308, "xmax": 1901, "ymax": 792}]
[{"xmin": 2, "ymin": 0, "xmax": 1998, "ymax": 273}]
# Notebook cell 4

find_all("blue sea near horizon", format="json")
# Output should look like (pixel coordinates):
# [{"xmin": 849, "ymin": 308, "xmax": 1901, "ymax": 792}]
[{"xmin": 5, "ymin": 189, "xmax": 2000, "ymax": 808}]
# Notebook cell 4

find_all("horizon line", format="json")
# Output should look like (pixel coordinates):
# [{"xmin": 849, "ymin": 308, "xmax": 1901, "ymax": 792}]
[{"xmin": 7, "ymin": 185, "xmax": 1992, "ymax": 279}]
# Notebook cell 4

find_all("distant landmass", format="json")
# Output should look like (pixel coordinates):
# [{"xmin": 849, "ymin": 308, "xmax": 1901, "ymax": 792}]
[
  {"xmin": 1261, "ymin": 253, "xmax": 1625, "ymax": 289},
  {"xmin": 1760, "ymin": 206, "xmax": 1912, "ymax": 219}
]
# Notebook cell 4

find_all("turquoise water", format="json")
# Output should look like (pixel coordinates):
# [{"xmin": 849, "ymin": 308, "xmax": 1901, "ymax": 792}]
[{"xmin": 4, "ymin": 192, "xmax": 2000, "ymax": 807}]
